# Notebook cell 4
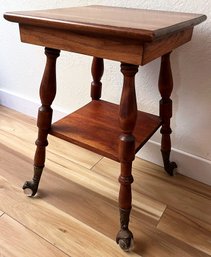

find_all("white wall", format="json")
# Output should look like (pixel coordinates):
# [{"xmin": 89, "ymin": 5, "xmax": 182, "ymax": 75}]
[{"xmin": 1, "ymin": 1, "xmax": 211, "ymax": 185}]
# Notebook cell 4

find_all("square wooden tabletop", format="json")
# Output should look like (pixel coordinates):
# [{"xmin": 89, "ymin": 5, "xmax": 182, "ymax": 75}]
[{"xmin": 4, "ymin": 5, "xmax": 206, "ymax": 41}]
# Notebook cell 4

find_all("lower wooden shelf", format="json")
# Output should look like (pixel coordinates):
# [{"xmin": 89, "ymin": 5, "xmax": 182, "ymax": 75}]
[{"xmin": 50, "ymin": 100, "xmax": 162, "ymax": 162}]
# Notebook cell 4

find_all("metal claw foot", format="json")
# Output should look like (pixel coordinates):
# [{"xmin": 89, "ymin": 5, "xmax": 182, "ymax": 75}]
[
  {"xmin": 116, "ymin": 228, "xmax": 134, "ymax": 251},
  {"xmin": 164, "ymin": 161, "xmax": 177, "ymax": 176},
  {"xmin": 116, "ymin": 208, "xmax": 134, "ymax": 251},
  {"xmin": 161, "ymin": 150, "xmax": 177, "ymax": 176},
  {"xmin": 23, "ymin": 180, "xmax": 38, "ymax": 197},
  {"xmin": 22, "ymin": 166, "xmax": 43, "ymax": 197}
]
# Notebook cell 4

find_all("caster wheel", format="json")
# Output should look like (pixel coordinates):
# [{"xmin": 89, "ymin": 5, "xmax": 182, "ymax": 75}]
[
  {"xmin": 165, "ymin": 161, "xmax": 177, "ymax": 176},
  {"xmin": 22, "ymin": 181, "xmax": 37, "ymax": 197},
  {"xmin": 116, "ymin": 229, "xmax": 134, "ymax": 252},
  {"xmin": 118, "ymin": 238, "xmax": 134, "ymax": 252}
]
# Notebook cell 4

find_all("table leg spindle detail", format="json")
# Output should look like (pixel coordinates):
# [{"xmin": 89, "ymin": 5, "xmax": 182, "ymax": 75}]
[
  {"xmin": 91, "ymin": 57, "xmax": 104, "ymax": 100},
  {"xmin": 159, "ymin": 52, "xmax": 177, "ymax": 176},
  {"xmin": 116, "ymin": 63, "xmax": 138, "ymax": 251},
  {"xmin": 23, "ymin": 47, "xmax": 60, "ymax": 196}
]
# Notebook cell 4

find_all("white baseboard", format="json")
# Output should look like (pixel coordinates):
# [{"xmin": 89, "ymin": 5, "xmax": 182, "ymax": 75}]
[
  {"xmin": 137, "ymin": 141, "xmax": 211, "ymax": 186},
  {"xmin": 1, "ymin": 89, "xmax": 211, "ymax": 186},
  {"xmin": 0, "ymin": 89, "xmax": 67, "ymax": 122}
]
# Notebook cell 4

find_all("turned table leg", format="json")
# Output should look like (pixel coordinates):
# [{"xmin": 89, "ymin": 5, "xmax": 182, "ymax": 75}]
[
  {"xmin": 116, "ymin": 63, "xmax": 138, "ymax": 251},
  {"xmin": 91, "ymin": 57, "xmax": 104, "ymax": 100},
  {"xmin": 23, "ymin": 47, "xmax": 60, "ymax": 196},
  {"xmin": 159, "ymin": 52, "xmax": 177, "ymax": 176}
]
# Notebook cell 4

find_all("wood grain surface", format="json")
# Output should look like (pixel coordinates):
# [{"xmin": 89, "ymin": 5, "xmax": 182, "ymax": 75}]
[
  {"xmin": 0, "ymin": 106, "xmax": 211, "ymax": 257},
  {"xmin": 142, "ymin": 28, "xmax": 193, "ymax": 64},
  {"xmin": 132, "ymin": 157, "xmax": 211, "ymax": 199},
  {"xmin": 0, "ymin": 214, "xmax": 69, "ymax": 257},
  {"xmin": 4, "ymin": 5, "xmax": 206, "ymax": 41},
  {"xmin": 50, "ymin": 100, "xmax": 162, "ymax": 161},
  {"xmin": 19, "ymin": 24, "xmax": 144, "ymax": 65},
  {"xmin": 93, "ymin": 157, "xmax": 211, "ymax": 225},
  {"xmin": 4, "ymin": 5, "xmax": 206, "ymax": 65},
  {"xmin": 157, "ymin": 208, "xmax": 211, "ymax": 255},
  {"xmin": 0, "ymin": 106, "xmax": 102, "ymax": 169}
]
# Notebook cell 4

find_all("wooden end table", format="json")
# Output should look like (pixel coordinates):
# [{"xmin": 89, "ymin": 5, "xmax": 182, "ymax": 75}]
[{"xmin": 4, "ymin": 5, "xmax": 206, "ymax": 251}]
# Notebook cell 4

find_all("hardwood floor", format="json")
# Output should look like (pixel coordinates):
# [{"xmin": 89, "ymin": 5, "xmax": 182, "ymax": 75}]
[{"xmin": 0, "ymin": 105, "xmax": 210, "ymax": 257}]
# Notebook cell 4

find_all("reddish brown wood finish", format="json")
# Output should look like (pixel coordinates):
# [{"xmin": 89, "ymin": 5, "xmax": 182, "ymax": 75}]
[
  {"xmin": 4, "ymin": 6, "xmax": 206, "ymax": 41},
  {"xmin": 159, "ymin": 52, "xmax": 177, "ymax": 175},
  {"xmin": 142, "ymin": 28, "xmax": 193, "ymax": 65},
  {"xmin": 118, "ymin": 63, "xmax": 138, "ymax": 206},
  {"xmin": 3, "ymin": 4, "xmax": 207, "ymax": 252},
  {"xmin": 35, "ymin": 47, "xmax": 60, "ymax": 167},
  {"xmin": 116, "ymin": 63, "xmax": 138, "ymax": 250},
  {"xmin": 50, "ymin": 100, "xmax": 162, "ymax": 162},
  {"xmin": 23, "ymin": 47, "xmax": 60, "ymax": 196},
  {"xmin": 91, "ymin": 57, "xmax": 104, "ymax": 100},
  {"xmin": 4, "ymin": 6, "xmax": 206, "ymax": 65}
]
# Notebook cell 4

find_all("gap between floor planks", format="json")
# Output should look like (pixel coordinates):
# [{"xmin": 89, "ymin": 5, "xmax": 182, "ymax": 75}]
[
  {"xmin": 0, "ymin": 106, "xmax": 211, "ymax": 257},
  {"xmin": 0, "ymin": 109, "xmax": 167, "ymax": 222},
  {"xmin": 0, "ymin": 106, "xmax": 102, "ymax": 170},
  {"xmin": 0, "ymin": 176, "xmax": 141, "ymax": 257},
  {"xmin": 0, "ymin": 213, "xmax": 70, "ymax": 257},
  {"xmin": 0, "ymin": 151, "xmax": 209, "ymax": 257},
  {"xmin": 157, "ymin": 208, "xmax": 211, "ymax": 255},
  {"xmin": 92, "ymin": 157, "xmax": 211, "ymax": 225}
]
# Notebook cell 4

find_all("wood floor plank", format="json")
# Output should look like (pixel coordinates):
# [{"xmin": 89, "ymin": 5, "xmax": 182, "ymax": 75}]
[
  {"xmin": 1, "ymin": 106, "xmax": 211, "ymax": 257},
  {"xmin": 132, "ymin": 157, "xmax": 211, "ymax": 199},
  {"xmin": 131, "ymin": 223, "xmax": 210, "ymax": 257},
  {"xmin": 0, "ymin": 105, "xmax": 36, "ymax": 122},
  {"xmin": 92, "ymin": 158, "xmax": 211, "ymax": 225},
  {"xmin": 157, "ymin": 208, "xmax": 211, "ymax": 255},
  {"xmin": 47, "ymin": 153, "xmax": 166, "ymax": 222},
  {"xmin": 0, "ymin": 110, "xmax": 102, "ymax": 169},
  {"xmin": 2, "ymin": 106, "xmax": 210, "ymax": 197},
  {"xmin": 0, "ymin": 214, "xmax": 69, "ymax": 257},
  {"xmin": 0, "ymin": 142, "xmax": 163, "ymax": 232},
  {"xmin": 0, "ymin": 146, "xmax": 209, "ymax": 257},
  {"xmin": 0, "ymin": 176, "xmax": 141, "ymax": 257},
  {"xmin": 0, "ymin": 137, "xmax": 166, "ymax": 224}
]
